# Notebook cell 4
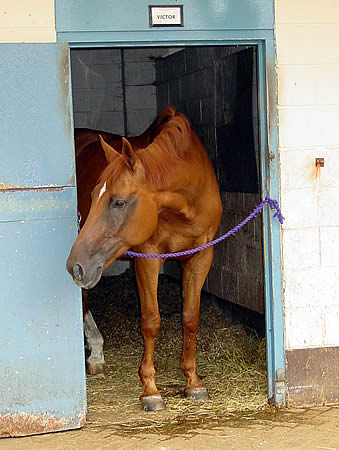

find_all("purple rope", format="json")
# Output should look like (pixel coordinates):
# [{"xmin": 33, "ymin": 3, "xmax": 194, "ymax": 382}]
[{"xmin": 125, "ymin": 196, "xmax": 284, "ymax": 259}]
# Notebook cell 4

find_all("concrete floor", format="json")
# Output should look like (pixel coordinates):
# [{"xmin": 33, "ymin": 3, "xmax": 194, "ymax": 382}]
[{"xmin": 0, "ymin": 406, "xmax": 338, "ymax": 449}]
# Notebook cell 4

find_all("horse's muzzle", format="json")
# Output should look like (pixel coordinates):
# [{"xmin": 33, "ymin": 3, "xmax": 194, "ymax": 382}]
[{"xmin": 66, "ymin": 259, "xmax": 103, "ymax": 289}]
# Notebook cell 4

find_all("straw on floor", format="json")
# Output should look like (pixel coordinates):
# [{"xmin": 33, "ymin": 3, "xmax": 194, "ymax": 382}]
[{"xmin": 85, "ymin": 271, "xmax": 268, "ymax": 434}]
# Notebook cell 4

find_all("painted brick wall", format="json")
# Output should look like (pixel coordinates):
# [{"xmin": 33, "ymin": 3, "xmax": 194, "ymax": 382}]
[
  {"xmin": 71, "ymin": 49, "xmax": 124, "ymax": 134},
  {"xmin": 0, "ymin": 1, "xmax": 56, "ymax": 42},
  {"xmin": 71, "ymin": 48, "xmax": 159, "ymax": 136},
  {"xmin": 275, "ymin": 0, "xmax": 339, "ymax": 350},
  {"xmin": 124, "ymin": 49, "xmax": 163, "ymax": 136},
  {"xmin": 156, "ymin": 47, "xmax": 264, "ymax": 313}
]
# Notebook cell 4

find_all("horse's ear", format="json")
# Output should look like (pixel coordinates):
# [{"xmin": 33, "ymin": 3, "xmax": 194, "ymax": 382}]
[
  {"xmin": 99, "ymin": 135, "xmax": 120, "ymax": 164},
  {"xmin": 121, "ymin": 137, "xmax": 138, "ymax": 171}
]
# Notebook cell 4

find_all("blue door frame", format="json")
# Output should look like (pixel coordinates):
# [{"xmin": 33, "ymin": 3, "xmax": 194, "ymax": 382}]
[{"xmin": 55, "ymin": 0, "xmax": 285, "ymax": 406}]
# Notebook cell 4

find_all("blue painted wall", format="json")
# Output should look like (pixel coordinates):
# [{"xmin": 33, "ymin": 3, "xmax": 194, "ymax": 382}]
[
  {"xmin": 56, "ymin": 0, "xmax": 274, "ymax": 32},
  {"xmin": 0, "ymin": 44, "xmax": 75, "ymax": 188},
  {"xmin": 0, "ymin": 217, "xmax": 84, "ymax": 416}
]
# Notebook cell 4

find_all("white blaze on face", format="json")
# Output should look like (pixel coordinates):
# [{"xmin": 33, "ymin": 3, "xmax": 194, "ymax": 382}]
[{"xmin": 98, "ymin": 182, "xmax": 107, "ymax": 200}]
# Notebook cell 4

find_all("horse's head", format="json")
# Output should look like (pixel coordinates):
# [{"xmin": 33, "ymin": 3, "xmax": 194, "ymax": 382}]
[{"xmin": 66, "ymin": 137, "xmax": 159, "ymax": 289}]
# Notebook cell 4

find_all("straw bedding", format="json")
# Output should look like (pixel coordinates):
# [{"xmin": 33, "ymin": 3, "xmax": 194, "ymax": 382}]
[{"xmin": 85, "ymin": 268, "xmax": 268, "ymax": 434}]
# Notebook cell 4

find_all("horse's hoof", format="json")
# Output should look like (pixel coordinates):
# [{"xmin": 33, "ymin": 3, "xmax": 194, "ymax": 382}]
[
  {"xmin": 140, "ymin": 395, "xmax": 166, "ymax": 412},
  {"xmin": 185, "ymin": 387, "xmax": 210, "ymax": 402},
  {"xmin": 86, "ymin": 362, "xmax": 106, "ymax": 375}
]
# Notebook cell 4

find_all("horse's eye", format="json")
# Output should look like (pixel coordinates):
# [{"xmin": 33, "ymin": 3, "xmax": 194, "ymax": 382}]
[{"xmin": 112, "ymin": 199, "xmax": 126, "ymax": 209}]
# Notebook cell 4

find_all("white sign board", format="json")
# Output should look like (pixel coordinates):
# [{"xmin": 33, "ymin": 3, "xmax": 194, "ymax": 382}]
[{"xmin": 149, "ymin": 5, "xmax": 184, "ymax": 27}]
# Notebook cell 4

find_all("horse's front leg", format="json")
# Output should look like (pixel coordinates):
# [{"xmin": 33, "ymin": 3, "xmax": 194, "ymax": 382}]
[
  {"xmin": 82, "ymin": 289, "xmax": 105, "ymax": 375},
  {"xmin": 135, "ymin": 257, "xmax": 165, "ymax": 412},
  {"xmin": 180, "ymin": 247, "xmax": 214, "ymax": 402}
]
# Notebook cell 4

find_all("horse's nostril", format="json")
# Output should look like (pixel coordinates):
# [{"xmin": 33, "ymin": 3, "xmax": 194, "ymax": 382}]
[{"xmin": 73, "ymin": 263, "xmax": 84, "ymax": 281}]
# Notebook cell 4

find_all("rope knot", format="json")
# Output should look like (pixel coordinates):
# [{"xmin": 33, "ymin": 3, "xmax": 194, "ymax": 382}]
[{"xmin": 265, "ymin": 196, "xmax": 284, "ymax": 224}]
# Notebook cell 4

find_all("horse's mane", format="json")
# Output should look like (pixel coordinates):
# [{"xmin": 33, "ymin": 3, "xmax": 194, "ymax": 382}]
[{"xmin": 100, "ymin": 106, "xmax": 193, "ymax": 189}]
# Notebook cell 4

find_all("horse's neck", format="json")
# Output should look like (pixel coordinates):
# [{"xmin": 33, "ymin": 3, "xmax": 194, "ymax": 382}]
[
  {"xmin": 156, "ymin": 191, "xmax": 194, "ymax": 222},
  {"xmin": 154, "ymin": 150, "xmax": 207, "ymax": 222}
]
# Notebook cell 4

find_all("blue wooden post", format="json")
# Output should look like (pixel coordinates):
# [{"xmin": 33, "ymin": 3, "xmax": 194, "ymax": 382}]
[{"xmin": 0, "ymin": 44, "xmax": 86, "ymax": 436}]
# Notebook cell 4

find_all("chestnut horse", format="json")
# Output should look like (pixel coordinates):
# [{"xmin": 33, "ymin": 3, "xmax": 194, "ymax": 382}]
[
  {"xmin": 68, "ymin": 106, "xmax": 222, "ymax": 411},
  {"xmin": 75, "ymin": 108, "xmax": 174, "ymax": 374}
]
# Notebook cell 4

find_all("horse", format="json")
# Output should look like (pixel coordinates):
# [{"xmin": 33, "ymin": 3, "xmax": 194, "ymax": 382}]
[
  {"xmin": 68, "ymin": 106, "xmax": 222, "ymax": 411},
  {"xmin": 75, "ymin": 107, "xmax": 174, "ymax": 375}
]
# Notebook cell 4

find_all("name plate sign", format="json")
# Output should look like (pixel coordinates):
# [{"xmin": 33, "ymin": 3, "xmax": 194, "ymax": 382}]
[{"xmin": 149, "ymin": 5, "xmax": 184, "ymax": 27}]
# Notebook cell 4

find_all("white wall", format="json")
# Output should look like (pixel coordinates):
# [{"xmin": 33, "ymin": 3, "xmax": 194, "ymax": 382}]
[
  {"xmin": 0, "ymin": 1, "xmax": 56, "ymax": 42},
  {"xmin": 275, "ymin": 0, "xmax": 339, "ymax": 350}
]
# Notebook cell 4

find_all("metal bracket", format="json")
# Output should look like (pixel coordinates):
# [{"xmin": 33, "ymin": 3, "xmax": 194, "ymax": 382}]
[{"xmin": 315, "ymin": 157, "xmax": 324, "ymax": 167}]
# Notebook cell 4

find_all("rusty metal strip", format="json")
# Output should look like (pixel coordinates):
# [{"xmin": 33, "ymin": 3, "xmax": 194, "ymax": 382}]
[
  {"xmin": 0, "ymin": 412, "xmax": 86, "ymax": 438},
  {"xmin": 0, "ymin": 184, "xmax": 71, "ymax": 192}
]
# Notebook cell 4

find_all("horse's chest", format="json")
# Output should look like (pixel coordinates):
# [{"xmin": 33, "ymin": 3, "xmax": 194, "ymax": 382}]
[{"xmin": 152, "ymin": 215, "xmax": 199, "ymax": 252}]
